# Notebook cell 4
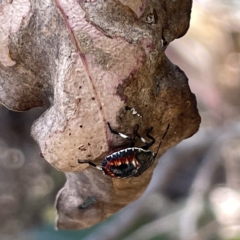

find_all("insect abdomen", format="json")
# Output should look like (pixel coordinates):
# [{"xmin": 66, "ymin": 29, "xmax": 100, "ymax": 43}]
[{"xmin": 102, "ymin": 148, "xmax": 141, "ymax": 178}]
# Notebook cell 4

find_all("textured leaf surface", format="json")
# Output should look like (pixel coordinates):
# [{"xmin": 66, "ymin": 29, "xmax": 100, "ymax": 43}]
[{"xmin": 0, "ymin": 0, "xmax": 200, "ymax": 229}]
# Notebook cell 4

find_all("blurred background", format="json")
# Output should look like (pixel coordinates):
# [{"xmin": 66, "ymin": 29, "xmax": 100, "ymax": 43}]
[{"xmin": 1, "ymin": 0, "xmax": 240, "ymax": 239}]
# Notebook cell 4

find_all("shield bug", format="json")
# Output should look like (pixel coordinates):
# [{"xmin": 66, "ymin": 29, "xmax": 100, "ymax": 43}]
[{"xmin": 78, "ymin": 123, "xmax": 170, "ymax": 178}]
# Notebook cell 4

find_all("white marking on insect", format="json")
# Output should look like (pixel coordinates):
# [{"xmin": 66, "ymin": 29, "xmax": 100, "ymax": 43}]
[
  {"xmin": 140, "ymin": 137, "xmax": 147, "ymax": 143},
  {"xmin": 130, "ymin": 108, "xmax": 142, "ymax": 118},
  {"xmin": 119, "ymin": 133, "xmax": 129, "ymax": 139}
]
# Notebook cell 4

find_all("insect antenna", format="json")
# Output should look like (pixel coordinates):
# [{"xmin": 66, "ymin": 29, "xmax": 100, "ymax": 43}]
[
  {"xmin": 78, "ymin": 160, "xmax": 102, "ymax": 170},
  {"xmin": 155, "ymin": 124, "xmax": 170, "ymax": 157}
]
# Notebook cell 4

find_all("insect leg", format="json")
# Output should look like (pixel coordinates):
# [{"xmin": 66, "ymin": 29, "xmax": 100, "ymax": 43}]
[
  {"xmin": 155, "ymin": 124, "xmax": 170, "ymax": 156},
  {"xmin": 107, "ymin": 122, "xmax": 136, "ymax": 147},
  {"xmin": 78, "ymin": 160, "xmax": 102, "ymax": 170},
  {"xmin": 132, "ymin": 125, "xmax": 154, "ymax": 150},
  {"xmin": 144, "ymin": 127, "xmax": 155, "ymax": 149}
]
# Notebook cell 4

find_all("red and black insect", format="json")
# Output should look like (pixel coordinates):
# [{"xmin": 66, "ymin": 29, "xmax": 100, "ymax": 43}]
[{"xmin": 78, "ymin": 122, "xmax": 170, "ymax": 178}]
